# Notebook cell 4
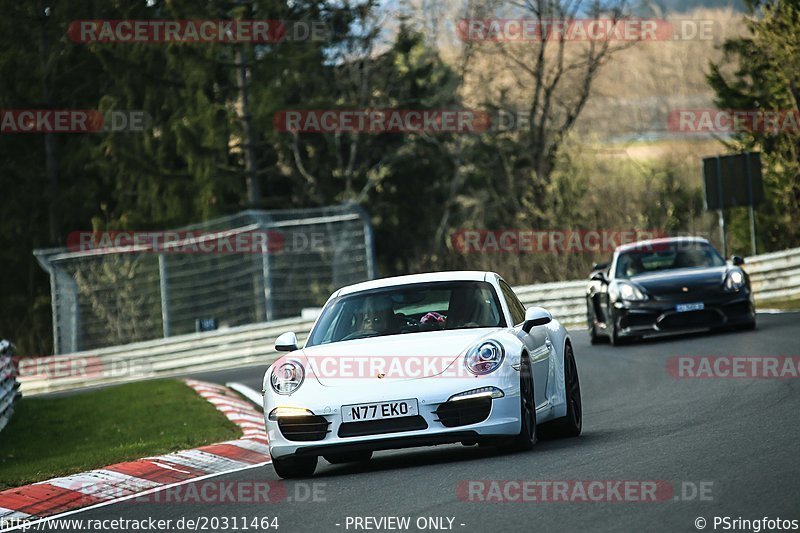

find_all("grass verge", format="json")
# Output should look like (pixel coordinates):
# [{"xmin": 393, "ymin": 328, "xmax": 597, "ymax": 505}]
[
  {"xmin": 0, "ymin": 379, "xmax": 241, "ymax": 489},
  {"xmin": 757, "ymin": 296, "xmax": 800, "ymax": 311}
]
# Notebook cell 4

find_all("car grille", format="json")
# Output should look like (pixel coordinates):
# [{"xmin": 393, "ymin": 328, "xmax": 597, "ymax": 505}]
[
  {"xmin": 651, "ymin": 289, "xmax": 721, "ymax": 302},
  {"xmin": 621, "ymin": 311, "xmax": 658, "ymax": 329},
  {"xmin": 278, "ymin": 415, "xmax": 331, "ymax": 441},
  {"xmin": 338, "ymin": 415, "xmax": 428, "ymax": 438},
  {"xmin": 658, "ymin": 310, "xmax": 723, "ymax": 330},
  {"xmin": 434, "ymin": 396, "xmax": 492, "ymax": 428}
]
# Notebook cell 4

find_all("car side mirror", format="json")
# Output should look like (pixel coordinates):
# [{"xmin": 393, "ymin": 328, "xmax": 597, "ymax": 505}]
[
  {"xmin": 591, "ymin": 270, "xmax": 607, "ymax": 283},
  {"xmin": 274, "ymin": 331, "xmax": 298, "ymax": 352},
  {"xmin": 522, "ymin": 307, "xmax": 552, "ymax": 333},
  {"xmin": 731, "ymin": 256, "xmax": 745, "ymax": 266}
]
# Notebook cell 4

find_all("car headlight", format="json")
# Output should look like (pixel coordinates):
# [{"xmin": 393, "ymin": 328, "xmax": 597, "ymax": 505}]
[
  {"xmin": 610, "ymin": 281, "xmax": 647, "ymax": 302},
  {"xmin": 465, "ymin": 341, "xmax": 505, "ymax": 375},
  {"xmin": 270, "ymin": 360, "xmax": 305, "ymax": 395},
  {"xmin": 725, "ymin": 270, "xmax": 745, "ymax": 291}
]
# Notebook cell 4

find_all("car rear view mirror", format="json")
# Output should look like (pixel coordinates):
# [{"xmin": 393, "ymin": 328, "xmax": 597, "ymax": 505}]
[
  {"xmin": 275, "ymin": 331, "xmax": 298, "ymax": 352},
  {"xmin": 523, "ymin": 306, "xmax": 552, "ymax": 333}
]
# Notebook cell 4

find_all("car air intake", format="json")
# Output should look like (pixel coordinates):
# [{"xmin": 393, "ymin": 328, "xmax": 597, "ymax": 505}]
[
  {"xmin": 435, "ymin": 396, "xmax": 492, "ymax": 427},
  {"xmin": 278, "ymin": 415, "xmax": 331, "ymax": 441},
  {"xmin": 658, "ymin": 309, "xmax": 724, "ymax": 330}
]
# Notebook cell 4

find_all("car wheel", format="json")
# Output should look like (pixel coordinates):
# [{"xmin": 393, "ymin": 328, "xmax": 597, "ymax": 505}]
[
  {"xmin": 508, "ymin": 355, "xmax": 537, "ymax": 451},
  {"xmin": 272, "ymin": 455, "xmax": 318, "ymax": 479},
  {"xmin": 541, "ymin": 343, "xmax": 582, "ymax": 438},
  {"xmin": 323, "ymin": 451, "xmax": 373, "ymax": 464},
  {"xmin": 609, "ymin": 324, "xmax": 629, "ymax": 346},
  {"xmin": 589, "ymin": 328, "xmax": 599, "ymax": 344}
]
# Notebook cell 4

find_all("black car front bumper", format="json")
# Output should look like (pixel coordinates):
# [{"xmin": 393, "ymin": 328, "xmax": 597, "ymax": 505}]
[{"xmin": 611, "ymin": 290, "xmax": 755, "ymax": 338}]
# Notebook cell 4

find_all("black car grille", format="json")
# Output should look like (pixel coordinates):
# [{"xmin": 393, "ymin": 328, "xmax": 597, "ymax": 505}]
[
  {"xmin": 651, "ymin": 288, "xmax": 721, "ymax": 302},
  {"xmin": 338, "ymin": 416, "xmax": 428, "ymax": 438},
  {"xmin": 658, "ymin": 310, "xmax": 723, "ymax": 330},
  {"xmin": 434, "ymin": 396, "xmax": 492, "ymax": 428},
  {"xmin": 278, "ymin": 415, "xmax": 331, "ymax": 441},
  {"xmin": 621, "ymin": 312, "xmax": 658, "ymax": 329}
]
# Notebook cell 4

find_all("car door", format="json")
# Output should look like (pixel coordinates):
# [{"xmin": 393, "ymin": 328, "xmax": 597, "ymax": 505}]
[{"xmin": 499, "ymin": 280, "xmax": 549, "ymax": 408}]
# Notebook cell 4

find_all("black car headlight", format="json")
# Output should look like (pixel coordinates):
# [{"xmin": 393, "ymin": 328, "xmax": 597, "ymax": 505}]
[
  {"xmin": 464, "ymin": 341, "xmax": 505, "ymax": 375},
  {"xmin": 725, "ymin": 270, "xmax": 746, "ymax": 291},
  {"xmin": 270, "ymin": 360, "xmax": 305, "ymax": 395},
  {"xmin": 610, "ymin": 281, "xmax": 647, "ymax": 302}
]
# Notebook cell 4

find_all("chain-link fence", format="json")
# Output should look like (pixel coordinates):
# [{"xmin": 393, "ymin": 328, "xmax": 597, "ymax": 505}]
[{"xmin": 35, "ymin": 204, "xmax": 375, "ymax": 353}]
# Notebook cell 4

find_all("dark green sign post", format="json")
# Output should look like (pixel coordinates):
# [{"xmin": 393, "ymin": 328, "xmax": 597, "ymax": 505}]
[{"xmin": 702, "ymin": 152, "xmax": 764, "ymax": 257}]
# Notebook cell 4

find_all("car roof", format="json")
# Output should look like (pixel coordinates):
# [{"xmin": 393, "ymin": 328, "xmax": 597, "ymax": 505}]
[
  {"xmin": 615, "ymin": 236, "xmax": 710, "ymax": 253},
  {"xmin": 335, "ymin": 271, "xmax": 496, "ymax": 297}
]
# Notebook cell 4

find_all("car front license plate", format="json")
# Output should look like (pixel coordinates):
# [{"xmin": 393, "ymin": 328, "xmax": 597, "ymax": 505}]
[
  {"xmin": 342, "ymin": 399, "xmax": 418, "ymax": 423},
  {"xmin": 676, "ymin": 302, "xmax": 704, "ymax": 312}
]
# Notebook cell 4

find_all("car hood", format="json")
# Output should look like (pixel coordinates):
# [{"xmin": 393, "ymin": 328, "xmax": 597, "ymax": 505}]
[
  {"xmin": 630, "ymin": 266, "xmax": 728, "ymax": 296},
  {"xmin": 295, "ymin": 328, "xmax": 500, "ymax": 386}
]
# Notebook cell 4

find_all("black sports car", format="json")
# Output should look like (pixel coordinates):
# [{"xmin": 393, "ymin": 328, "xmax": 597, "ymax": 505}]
[{"xmin": 586, "ymin": 237, "xmax": 756, "ymax": 345}]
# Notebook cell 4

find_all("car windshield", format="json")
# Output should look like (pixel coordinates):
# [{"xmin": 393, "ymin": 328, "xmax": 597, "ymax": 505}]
[
  {"xmin": 306, "ymin": 281, "xmax": 505, "ymax": 346},
  {"xmin": 615, "ymin": 242, "xmax": 725, "ymax": 279}
]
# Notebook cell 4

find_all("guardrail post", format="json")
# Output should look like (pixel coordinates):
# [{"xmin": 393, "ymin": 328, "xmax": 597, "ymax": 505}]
[
  {"xmin": 158, "ymin": 253, "xmax": 171, "ymax": 338},
  {"xmin": 262, "ymin": 242, "xmax": 274, "ymax": 322}
]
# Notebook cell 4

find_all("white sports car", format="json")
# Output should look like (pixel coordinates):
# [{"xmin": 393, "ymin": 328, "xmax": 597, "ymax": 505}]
[{"xmin": 262, "ymin": 271, "xmax": 582, "ymax": 478}]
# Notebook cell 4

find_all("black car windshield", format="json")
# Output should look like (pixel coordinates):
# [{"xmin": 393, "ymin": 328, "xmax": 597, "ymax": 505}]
[
  {"xmin": 307, "ymin": 281, "xmax": 505, "ymax": 346},
  {"xmin": 614, "ymin": 242, "xmax": 725, "ymax": 279}
]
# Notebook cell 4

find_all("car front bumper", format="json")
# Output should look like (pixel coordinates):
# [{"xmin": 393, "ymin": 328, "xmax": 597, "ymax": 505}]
[
  {"xmin": 264, "ymin": 372, "xmax": 522, "ymax": 459},
  {"xmin": 611, "ymin": 289, "xmax": 755, "ymax": 338}
]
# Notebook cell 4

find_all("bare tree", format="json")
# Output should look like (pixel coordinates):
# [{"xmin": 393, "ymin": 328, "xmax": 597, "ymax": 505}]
[
  {"xmin": 420, "ymin": 0, "xmax": 635, "ymax": 258},
  {"xmin": 289, "ymin": 3, "xmax": 387, "ymax": 203},
  {"xmin": 473, "ymin": 0, "xmax": 636, "ymax": 198}
]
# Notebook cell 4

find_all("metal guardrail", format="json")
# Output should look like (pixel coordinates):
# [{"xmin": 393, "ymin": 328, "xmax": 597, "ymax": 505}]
[
  {"xmin": 515, "ymin": 280, "xmax": 587, "ymax": 327},
  {"xmin": 19, "ymin": 246, "xmax": 800, "ymax": 396},
  {"xmin": 742, "ymin": 247, "xmax": 800, "ymax": 302},
  {"xmin": 20, "ymin": 318, "xmax": 315, "ymax": 396},
  {"xmin": 0, "ymin": 340, "xmax": 22, "ymax": 432}
]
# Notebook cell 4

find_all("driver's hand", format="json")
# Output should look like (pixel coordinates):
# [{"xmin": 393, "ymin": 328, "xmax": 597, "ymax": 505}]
[{"xmin": 420, "ymin": 312, "xmax": 445, "ymax": 325}]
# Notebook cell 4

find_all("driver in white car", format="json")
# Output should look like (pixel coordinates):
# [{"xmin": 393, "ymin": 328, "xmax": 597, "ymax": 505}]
[{"xmin": 358, "ymin": 296, "xmax": 399, "ymax": 335}]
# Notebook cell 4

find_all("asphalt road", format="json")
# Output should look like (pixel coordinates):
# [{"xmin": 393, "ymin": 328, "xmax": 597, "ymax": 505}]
[{"xmin": 55, "ymin": 313, "xmax": 800, "ymax": 533}]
